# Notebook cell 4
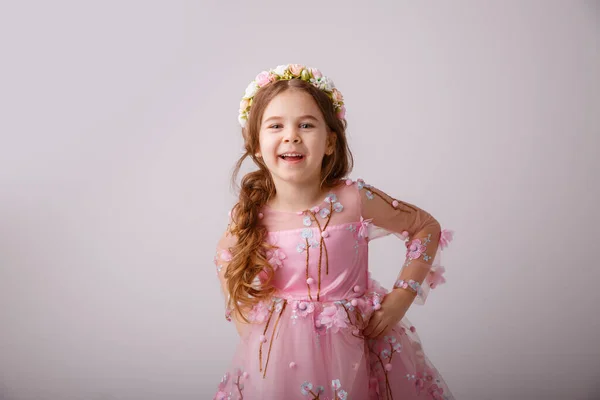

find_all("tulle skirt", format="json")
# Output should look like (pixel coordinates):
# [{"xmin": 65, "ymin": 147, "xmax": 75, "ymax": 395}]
[{"xmin": 214, "ymin": 278, "xmax": 454, "ymax": 400}]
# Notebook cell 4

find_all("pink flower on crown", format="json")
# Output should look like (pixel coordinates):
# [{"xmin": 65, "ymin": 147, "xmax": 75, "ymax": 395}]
[
  {"xmin": 255, "ymin": 71, "xmax": 273, "ymax": 87},
  {"xmin": 439, "ymin": 229, "xmax": 454, "ymax": 250},
  {"xmin": 317, "ymin": 305, "xmax": 349, "ymax": 333},
  {"xmin": 428, "ymin": 266, "xmax": 446, "ymax": 289},
  {"xmin": 310, "ymin": 68, "xmax": 323, "ymax": 79},
  {"xmin": 289, "ymin": 64, "xmax": 304, "ymax": 76},
  {"xmin": 407, "ymin": 239, "xmax": 426, "ymax": 260},
  {"xmin": 337, "ymin": 105, "xmax": 346, "ymax": 119},
  {"xmin": 332, "ymin": 88, "xmax": 344, "ymax": 102}
]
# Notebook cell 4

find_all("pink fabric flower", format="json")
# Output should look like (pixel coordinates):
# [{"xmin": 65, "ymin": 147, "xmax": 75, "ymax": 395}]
[
  {"xmin": 439, "ymin": 229, "xmax": 454, "ymax": 250},
  {"xmin": 358, "ymin": 217, "xmax": 373, "ymax": 239},
  {"xmin": 332, "ymin": 88, "xmax": 344, "ymax": 102},
  {"xmin": 428, "ymin": 266, "xmax": 446, "ymax": 289},
  {"xmin": 289, "ymin": 64, "xmax": 304, "ymax": 76},
  {"xmin": 317, "ymin": 305, "xmax": 349, "ymax": 333},
  {"xmin": 255, "ymin": 71, "xmax": 273, "ymax": 87},
  {"xmin": 248, "ymin": 300, "xmax": 270, "ymax": 323},
  {"xmin": 213, "ymin": 391, "xmax": 228, "ymax": 400},
  {"xmin": 428, "ymin": 384, "xmax": 445, "ymax": 399},
  {"xmin": 407, "ymin": 239, "xmax": 427, "ymax": 260},
  {"xmin": 336, "ymin": 105, "xmax": 346, "ymax": 119},
  {"xmin": 293, "ymin": 300, "xmax": 315, "ymax": 317},
  {"xmin": 219, "ymin": 249, "xmax": 232, "ymax": 262},
  {"xmin": 310, "ymin": 68, "xmax": 323, "ymax": 79},
  {"xmin": 267, "ymin": 248, "xmax": 286, "ymax": 270}
]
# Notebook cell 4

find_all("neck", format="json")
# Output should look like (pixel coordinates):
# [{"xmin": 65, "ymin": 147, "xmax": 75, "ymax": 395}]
[{"xmin": 268, "ymin": 179, "xmax": 333, "ymax": 212}]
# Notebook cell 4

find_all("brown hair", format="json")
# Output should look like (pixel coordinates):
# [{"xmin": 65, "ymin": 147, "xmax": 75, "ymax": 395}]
[{"xmin": 225, "ymin": 78, "xmax": 354, "ymax": 322}]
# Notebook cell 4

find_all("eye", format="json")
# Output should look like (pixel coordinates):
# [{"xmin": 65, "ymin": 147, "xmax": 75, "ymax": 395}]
[
  {"xmin": 268, "ymin": 124, "xmax": 282, "ymax": 129},
  {"xmin": 300, "ymin": 123, "xmax": 314, "ymax": 129}
]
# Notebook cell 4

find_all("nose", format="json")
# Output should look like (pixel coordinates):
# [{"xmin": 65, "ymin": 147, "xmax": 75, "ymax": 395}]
[{"xmin": 283, "ymin": 128, "xmax": 302, "ymax": 144}]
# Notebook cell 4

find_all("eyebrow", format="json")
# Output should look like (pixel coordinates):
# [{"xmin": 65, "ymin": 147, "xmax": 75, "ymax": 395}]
[{"xmin": 263, "ymin": 115, "xmax": 319, "ymax": 124}]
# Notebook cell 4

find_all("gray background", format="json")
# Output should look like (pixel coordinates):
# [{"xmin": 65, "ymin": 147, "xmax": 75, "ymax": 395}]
[{"xmin": 1, "ymin": 1, "xmax": 599, "ymax": 399}]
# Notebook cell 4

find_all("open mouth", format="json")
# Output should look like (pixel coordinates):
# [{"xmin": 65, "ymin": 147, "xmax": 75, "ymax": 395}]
[{"xmin": 279, "ymin": 153, "xmax": 305, "ymax": 161}]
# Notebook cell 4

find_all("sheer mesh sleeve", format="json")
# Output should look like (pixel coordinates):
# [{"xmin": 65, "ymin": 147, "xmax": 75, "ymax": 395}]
[
  {"xmin": 356, "ymin": 179, "xmax": 454, "ymax": 305},
  {"xmin": 213, "ymin": 217, "xmax": 238, "ymax": 322}
]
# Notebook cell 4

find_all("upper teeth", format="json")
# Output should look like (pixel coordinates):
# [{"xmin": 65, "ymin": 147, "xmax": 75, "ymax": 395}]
[{"xmin": 282, "ymin": 153, "xmax": 302, "ymax": 157}]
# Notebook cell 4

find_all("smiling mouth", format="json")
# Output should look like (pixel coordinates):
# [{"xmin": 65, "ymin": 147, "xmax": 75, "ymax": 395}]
[{"xmin": 279, "ymin": 153, "xmax": 305, "ymax": 161}]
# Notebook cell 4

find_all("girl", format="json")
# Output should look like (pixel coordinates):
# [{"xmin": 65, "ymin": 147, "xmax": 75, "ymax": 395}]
[{"xmin": 212, "ymin": 64, "xmax": 455, "ymax": 399}]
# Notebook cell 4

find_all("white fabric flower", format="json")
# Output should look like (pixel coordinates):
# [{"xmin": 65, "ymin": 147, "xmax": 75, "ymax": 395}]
[
  {"xmin": 244, "ymin": 82, "xmax": 259, "ymax": 98},
  {"xmin": 238, "ymin": 114, "xmax": 247, "ymax": 127},
  {"xmin": 273, "ymin": 64, "xmax": 287, "ymax": 76},
  {"xmin": 318, "ymin": 76, "xmax": 335, "ymax": 91}
]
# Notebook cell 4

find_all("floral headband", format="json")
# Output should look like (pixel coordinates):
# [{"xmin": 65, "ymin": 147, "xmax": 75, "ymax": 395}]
[{"xmin": 238, "ymin": 64, "xmax": 346, "ymax": 128}]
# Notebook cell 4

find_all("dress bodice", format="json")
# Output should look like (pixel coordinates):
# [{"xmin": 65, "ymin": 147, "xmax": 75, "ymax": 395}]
[
  {"xmin": 215, "ymin": 178, "xmax": 450, "ymax": 308},
  {"xmin": 259, "ymin": 182, "xmax": 369, "ymax": 302}
]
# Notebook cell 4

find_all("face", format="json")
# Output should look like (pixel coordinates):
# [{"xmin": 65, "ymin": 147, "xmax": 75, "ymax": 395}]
[{"xmin": 256, "ymin": 89, "xmax": 336, "ymax": 187}]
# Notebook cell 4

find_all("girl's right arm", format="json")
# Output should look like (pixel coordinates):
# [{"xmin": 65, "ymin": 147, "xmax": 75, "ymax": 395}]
[{"xmin": 213, "ymin": 227, "xmax": 247, "ymax": 336}]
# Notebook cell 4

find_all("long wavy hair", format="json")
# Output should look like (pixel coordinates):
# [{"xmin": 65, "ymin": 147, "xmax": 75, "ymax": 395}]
[{"xmin": 226, "ymin": 78, "xmax": 354, "ymax": 322}]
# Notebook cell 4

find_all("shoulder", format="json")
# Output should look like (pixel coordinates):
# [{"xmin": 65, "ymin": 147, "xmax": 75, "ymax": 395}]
[{"xmin": 337, "ymin": 177, "xmax": 384, "ymax": 201}]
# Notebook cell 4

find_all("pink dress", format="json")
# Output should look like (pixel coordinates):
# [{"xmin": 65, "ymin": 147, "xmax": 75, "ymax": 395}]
[{"xmin": 213, "ymin": 178, "xmax": 455, "ymax": 399}]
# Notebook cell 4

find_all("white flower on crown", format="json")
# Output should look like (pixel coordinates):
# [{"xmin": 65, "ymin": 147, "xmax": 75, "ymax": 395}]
[
  {"xmin": 316, "ymin": 76, "xmax": 335, "ymax": 92},
  {"xmin": 273, "ymin": 65, "xmax": 288, "ymax": 76},
  {"xmin": 238, "ymin": 114, "xmax": 247, "ymax": 127},
  {"xmin": 244, "ymin": 82, "xmax": 259, "ymax": 98}
]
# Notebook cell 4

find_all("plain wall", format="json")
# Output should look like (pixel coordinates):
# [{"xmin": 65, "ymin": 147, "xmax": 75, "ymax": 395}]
[{"xmin": 0, "ymin": 1, "xmax": 598, "ymax": 399}]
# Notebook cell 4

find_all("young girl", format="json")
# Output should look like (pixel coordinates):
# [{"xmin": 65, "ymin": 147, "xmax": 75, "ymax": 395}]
[{"xmin": 212, "ymin": 64, "xmax": 455, "ymax": 399}]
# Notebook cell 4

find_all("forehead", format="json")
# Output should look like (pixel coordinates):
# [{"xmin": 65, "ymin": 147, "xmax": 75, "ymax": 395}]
[{"xmin": 261, "ymin": 89, "xmax": 321, "ymax": 121}]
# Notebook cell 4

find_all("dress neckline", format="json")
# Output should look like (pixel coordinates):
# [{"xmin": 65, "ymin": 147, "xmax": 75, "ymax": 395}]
[{"xmin": 263, "ymin": 180, "xmax": 345, "ymax": 215}]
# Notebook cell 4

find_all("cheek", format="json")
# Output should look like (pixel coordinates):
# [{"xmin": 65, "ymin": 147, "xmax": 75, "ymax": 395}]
[
  {"xmin": 258, "ymin": 138, "xmax": 277, "ymax": 160},
  {"xmin": 309, "ymin": 137, "xmax": 328, "ymax": 155}
]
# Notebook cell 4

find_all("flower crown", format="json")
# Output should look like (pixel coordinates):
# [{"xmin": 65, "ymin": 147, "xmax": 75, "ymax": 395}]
[{"xmin": 238, "ymin": 64, "xmax": 346, "ymax": 128}]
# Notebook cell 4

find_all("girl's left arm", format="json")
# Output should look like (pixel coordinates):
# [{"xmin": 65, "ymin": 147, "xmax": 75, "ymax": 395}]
[
  {"xmin": 357, "ymin": 179, "xmax": 452, "ymax": 303},
  {"xmin": 358, "ymin": 179, "xmax": 453, "ymax": 338}
]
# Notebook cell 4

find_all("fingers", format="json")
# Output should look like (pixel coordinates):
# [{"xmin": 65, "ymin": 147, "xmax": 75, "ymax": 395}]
[
  {"xmin": 373, "ymin": 324, "xmax": 390, "ymax": 340},
  {"xmin": 364, "ymin": 315, "xmax": 391, "ymax": 339},
  {"xmin": 363, "ymin": 315, "xmax": 382, "ymax": 338}
]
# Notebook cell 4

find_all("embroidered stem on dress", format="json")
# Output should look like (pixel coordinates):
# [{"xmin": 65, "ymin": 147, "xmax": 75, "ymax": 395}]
[
  {"xmin": 369, "ymin": 346, "xmax": 394, "ymax": 400},
  {"xmin": 340, "ymin": 300, "xmax": 368, "ymax": 341},
  {"xmin": 262, "ymin": 300, "xmax": 287, "ymax": 378},
  {"xmin": 308, "ymin": 201, "xmax": 333, "ymax": 301},
  {"xmin": 258, "ymin": 304, "xmax": 275, "ymax": 373},
  {"xmin": 304, "ymin": 238, "xmax": 313, "ymax": 301},
  {"xmin": 235, "ymin": 374, "xmax": 244, "ymax": 399}
]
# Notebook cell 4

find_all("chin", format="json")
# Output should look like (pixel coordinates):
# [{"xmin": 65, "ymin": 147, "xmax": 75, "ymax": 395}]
[{"xmin": 273, "ymin": 171, "xmax": 318, "ymax": 186}]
